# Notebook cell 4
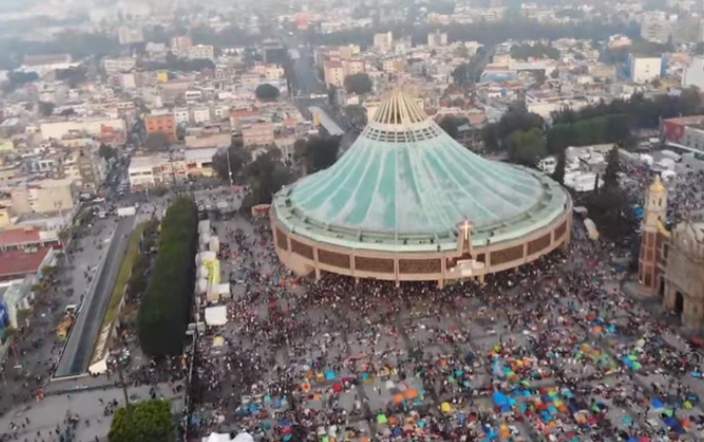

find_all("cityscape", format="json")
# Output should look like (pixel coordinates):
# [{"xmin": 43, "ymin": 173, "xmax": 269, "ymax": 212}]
[{"xmin": 0, "ymin": 0, "xmax": 703, "ymax": 441}]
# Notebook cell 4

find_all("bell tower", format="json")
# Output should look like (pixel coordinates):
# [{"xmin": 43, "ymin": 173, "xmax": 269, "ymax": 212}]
[{"xmin": 639, "ymin": 175, "xmax": 668, "ymax": 294}]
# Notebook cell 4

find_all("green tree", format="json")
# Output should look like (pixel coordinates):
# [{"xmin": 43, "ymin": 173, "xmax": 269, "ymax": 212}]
[
  {"xmin": 585, "ymin": 187, "xmax": 636, "ymax": 243},
  {"xmin": 344, "ymin": 104, "xmax": 368, "ymax": 127},
  {"xmin": 603, "ymin": 145, "xmax": 621, "ymax": 191},
  {"xmin": 343, "ymin": 73, "xmax": 373, "ymax": 95},
  {"xmin": 243, "ymin": 152, "xmax": 295, "ymax": 209},
  {"xmin": 482, "ymin": 106, "xmax": 544, "ymax": 151},
  {"xmin": 507, "ymin": 128, "xmax": 547, "ymax": 166},
  {"xmin": 438, "ymin": 116, "xmax": 466, "ymax": 140},
  {"xmin": 137, "ymin": 198, "xmax": 196, "ymax": 356},
  {"xmin": 510, "ymin": 43, "xmax": 560, "ymax": 60},
  {"xmin": 38, "ymin": 101, "xmax": 54, "ymax": 117},
  {"xmin": 109, "ymin": 400, "xmax": 175, "ymax": 442},
  {"xmin": 452, "ymin": 63, "xmax": 470, "ymax": 85},
  {"xmin": 255, "ymin": 83, "xmax": 280, "ymax": 101},
  {"xmin": 99, "ymin": 143, "xmax": 117, "ymax": 160},
  {"xmin": 212, "ymin": 144, "xmax": 251, "ymax": 183},
  {"xmin": 144, "ymin": 133, "xmax": 170, "ymax": 151},
  {"xmin": 552, "ymin": 149, "xmax": 566, "ymax": 185},
  {"xmin": 298, "ymin": 135, "xmax": 341, "ymax": 173}
]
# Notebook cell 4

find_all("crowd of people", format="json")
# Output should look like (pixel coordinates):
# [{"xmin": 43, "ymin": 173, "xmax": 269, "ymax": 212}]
[{"xmin": 187, "ymin": 187, "xmax": 704, "ymax": 441}]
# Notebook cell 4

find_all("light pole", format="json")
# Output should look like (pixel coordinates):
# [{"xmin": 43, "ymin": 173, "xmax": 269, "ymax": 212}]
[{"xmin": 226, "ymin": 147, "xmax": 234, "ymax": 186}]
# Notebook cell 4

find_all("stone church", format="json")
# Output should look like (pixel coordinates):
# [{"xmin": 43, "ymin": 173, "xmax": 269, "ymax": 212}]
[{"xmin": 639, "ymin": 176, "xmax": 704, "ymax": 331}]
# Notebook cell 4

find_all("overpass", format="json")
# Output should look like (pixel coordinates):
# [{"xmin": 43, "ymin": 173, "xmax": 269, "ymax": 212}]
[{"xmin": 308, "ymin": 106, "xmax": 344, "ymax": 137}]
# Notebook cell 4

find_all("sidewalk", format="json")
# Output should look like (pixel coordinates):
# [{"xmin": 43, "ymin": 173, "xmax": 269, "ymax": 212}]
[{"xmin": 0, "ymin": 382, "xmax": 184, "ymax": 442}]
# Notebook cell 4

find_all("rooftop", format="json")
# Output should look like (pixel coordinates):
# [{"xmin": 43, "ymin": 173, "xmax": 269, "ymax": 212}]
[
  {"xmin": 0, "ymin": 228, "xmax": 40, "ymax": 247},
  {"xmin": 273, "ymin": 90, "xmax": 569, "ymax": 252},
  {"xmin": 0, "ymin": 247, "xmax": 51, "ymax": 279}
]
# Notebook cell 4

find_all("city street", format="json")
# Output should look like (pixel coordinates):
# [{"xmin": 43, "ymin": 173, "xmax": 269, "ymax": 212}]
[
  {"xmin": 0, "ymin": 382, "xmax": 184, "ymax": 442},
  {"xmin": 55, "ymin": 215, "xmax": 136, "ymax": 377},
  {"xmin": 0, "ymin": 216, "xmax": 123, "ymax": 416}
]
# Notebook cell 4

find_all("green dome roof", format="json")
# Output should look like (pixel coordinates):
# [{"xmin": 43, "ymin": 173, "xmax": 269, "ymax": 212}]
[{"xmin": 273, "ymin": 91, "xmax": 569, "ymax": 252}]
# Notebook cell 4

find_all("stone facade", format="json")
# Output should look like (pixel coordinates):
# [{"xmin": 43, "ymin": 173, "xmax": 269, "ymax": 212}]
[
  {"xmin": 639, "ymin": 176, "xmax": 704, "ymax": 331},
  {"xmin": 271, "ymin": 205, "xmax": 572, "ymax": 287}
]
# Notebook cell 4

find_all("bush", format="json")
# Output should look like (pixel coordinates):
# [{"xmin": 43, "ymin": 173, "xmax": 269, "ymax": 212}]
[
  {"xmin": 109, "ymin": 400, "xmax": 174, "ymax": 442},
  {"xmin": 255, "ymin": 83, "xmax": 280, "ymax": 101},
  {"xmin": 137, "ymin": 198, "xmax": 197, "ymax": 356},
  {"xmin": 344, "ymin": 73, "xmax": 372, "ymax": 95}
]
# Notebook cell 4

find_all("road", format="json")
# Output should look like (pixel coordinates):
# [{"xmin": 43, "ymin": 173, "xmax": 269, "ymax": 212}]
[
  {"xmin": 55, "ymin": 215, "xmax": 136, "ymax": 377},
  {"xmin": 0, "ymin": 382, "xmax": 183, "ymax": 442},
  {"xmin": 291, "ymin": 44, "xmax": 326, "ymax": 96}
]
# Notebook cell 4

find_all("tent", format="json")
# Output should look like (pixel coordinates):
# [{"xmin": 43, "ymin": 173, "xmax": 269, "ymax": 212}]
[
  {"xmin": 204, "ymin": 305, "xmax": 228, "ymax": 326},
  {"xmin": 203, "ymin": 432, "xmax": 254, "ymax": 442}
]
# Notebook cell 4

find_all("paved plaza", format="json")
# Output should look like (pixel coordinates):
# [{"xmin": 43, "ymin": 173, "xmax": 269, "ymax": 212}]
[{"xmin": 188, "ymin": 209, "xmax": 704, "ymax": 441}]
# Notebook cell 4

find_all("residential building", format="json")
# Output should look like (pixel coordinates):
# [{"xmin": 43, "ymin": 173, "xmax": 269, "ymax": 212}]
[
  {"xmin": 174, "ymin": 108, "xmax": 190, "ymax": 125},
  {"xmin": 641, "ymin": 11, "xmax": 671, "ymax": 44},
  {"xmin": 189, "ymin": 45, "xmax": 215, "ymax": 61},
  {"xmin": 427, "ymin": 31, "xmax": 448, "ymax": 48},
  {"xmin": 0, "ymin": 228, "xmax": 60, "ymax": 252},
  {"xmin": 185, "ymin": 126, "xmax": 231, "ymax": 149},
  {"xmin": 10, "ymin": 178, "xmax": 76, "ymax": 215},
  {"xmin": 117, "ymin": 26, "xmax": 144, "ymax": 45},
  {"xmin": 324, "ymin": 61, "xmax": 345, "ymax": 88},
  {"xmin": 242, "ymin": 123, "xmax": 275, "ymax": 147},
  {"xmin": 0, "ymin": 247, "xmax": 55, "ymax": 282},
  {"xmin": 39, "ymin": 118, "xmax": 126, "ymax": 142},
  {"xmin": 76, "ymin": 146, "xmax": 107, "ymax": 192},
  {"xmin": 20, "ymin": 54, "xmax": 75, "ymax": 75},
  {"xmin": 171, "ymin": 36, "xmax": 193, "ymax": 57},
  {"xmin": 145, "ymin": 110, "xmax": 177, "ymax": 142},
  {"xmin": 682, "ymin": 57, "xmax": 704, "ymax": 90},
  {"xmin": 373, "ymin": 32, "xmax": 393, "ymax": 53},
  {"xmin": 192, "ymin": 107, "xmax": 212, "ymax": 125},
  {"xmin": 628, "ymin": 55, "xmax": 662, "ymax": 84},
  {"xmin": 184, "ymin": 148, "xmax": 217, "ymax": 178},
  {"xmin": 103, "ymin": 57, "xmax": 136, "ymax": 74}
]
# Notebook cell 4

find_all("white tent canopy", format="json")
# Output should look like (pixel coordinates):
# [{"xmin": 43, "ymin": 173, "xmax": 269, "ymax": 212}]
[
  {"xmin": 204, "ymin": 305, "xmax": 228, "ymax": 326},
  {"xmin": 203, "ymin": 432, "xmax": 254, "ymax": 442}
]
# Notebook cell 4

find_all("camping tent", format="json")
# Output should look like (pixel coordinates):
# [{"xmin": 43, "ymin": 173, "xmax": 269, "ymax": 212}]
[
  {"xmin": 203, "ymin": 432, "xmax": 254, "ymax": 442},
  {"xmin": 204, "ymin": 305, "xmax": 228, "ymax": 326}
]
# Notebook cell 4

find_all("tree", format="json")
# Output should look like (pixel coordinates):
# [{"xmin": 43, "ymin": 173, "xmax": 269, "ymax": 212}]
[
  {"xmin": 506, "ymin": 128, "xmax": 547, "ymax": 166},
  {"xmin": 510, "ymin": 43, "xmax": 560, "ymax": 60},
  {"xmin": 255, "ymin": 83, "xmax": 280, "ymax": 101},
  {"xmin": 144, "ymin": 133, "xmax": 170, "ymax": 151},
  {"xmin": 3, "ymin": 70, "xmax": 38, "ymax": 92},
  {"xmin": 552, "ymin": 149, "xmax": 566, "ymax": 185},
  {"xmin": 344, "ymin": 73, "xmax": 373, "ymax": 95},
  {"xmin": 109, "ymin": 400, "xmax": 175, "ymax": 442},
  {"xmin": 452, "ymin": 63, "xmax": 470, "ymax": 85},
  {"xmin": 297, "ymin": 135, "xmax": 341, "ymax": 173},
  {"xmin": 603, "ymin": 145, "xmax": 621, "ymax": 191},
  {"xmin": 138, "ymin": 198, "xmax": 196, "ymax": 356},
  {"xmin": 585, "ymin": 187, "xmax": 637, "ymax": 243},
  {"xmin": 344, "ymin": 105, "xmax": 368, "ymax": 128},
  {"xmin": 242, "ymin": 152, "xmax": 295, "ymax": 209},
  {"xmin": 55, "ymin": 66, "xmax": 87, "ymax": 88},
  {"xmin": 212, "ymin": 145, "xmax": 251, "ymax": 183},
  {"xmin": 38, "ymin": 101, "xmax": 55, "ymax": 117},
  {"xmin": 482, "ymin": 106, "xmax": 544, "ymax": 151},
  {"xmin": 99, "ymin": 144, "xmax": 117, "ymax": 160},
  {"xmin": 438, "ymin": 116, "xmax": 466, "ymax": 140}
]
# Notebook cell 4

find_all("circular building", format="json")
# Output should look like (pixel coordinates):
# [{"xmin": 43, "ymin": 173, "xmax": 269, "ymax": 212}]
[{"xmin": 270, "ymin": 91, "xmax": 572, "ymax": 286}]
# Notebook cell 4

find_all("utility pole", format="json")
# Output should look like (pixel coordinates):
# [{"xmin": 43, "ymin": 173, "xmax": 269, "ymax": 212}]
[
  {"xmin": 226, "ymin": 147, "xmax": 234, "ymax": 186},
  {"xmin": 113, "ymin": 355, "xmax": 130, "ymax": 410}
]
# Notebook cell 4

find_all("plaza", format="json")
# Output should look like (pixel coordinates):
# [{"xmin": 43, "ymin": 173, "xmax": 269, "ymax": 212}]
[{"xmin": 190, "ymin": 206, "xmax": 704, "ymax": 441}]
